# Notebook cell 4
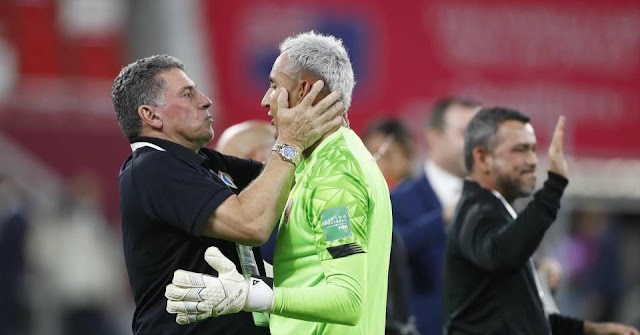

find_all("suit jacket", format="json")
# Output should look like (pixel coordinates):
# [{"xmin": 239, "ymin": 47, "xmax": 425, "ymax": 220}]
[
  {"xmin": 391, "ymin": 173, "xmax": 447, "ymax": 335},
  {"xmin": 443, "ymin": 172, "xmax": 583, "ymax": 334}
]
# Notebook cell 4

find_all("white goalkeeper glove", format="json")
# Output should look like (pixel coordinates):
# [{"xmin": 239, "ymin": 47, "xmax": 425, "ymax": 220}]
[{"xmin": 165, "ymin": 246, "xmax": 274, "ymax": 325}]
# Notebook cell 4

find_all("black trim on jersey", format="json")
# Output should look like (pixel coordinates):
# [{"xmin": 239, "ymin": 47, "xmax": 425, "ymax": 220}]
[{"xmin": 327, "ymin": 243, "xmax": 364, "ymax": 259}]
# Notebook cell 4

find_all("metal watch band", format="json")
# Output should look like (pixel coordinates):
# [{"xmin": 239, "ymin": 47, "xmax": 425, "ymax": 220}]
[{"xmin": 272, "ymin": 143, "xmax": 300, "ymax": 166}]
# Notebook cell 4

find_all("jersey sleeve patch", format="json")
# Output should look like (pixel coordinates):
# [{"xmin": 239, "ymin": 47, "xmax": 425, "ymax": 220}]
[
  {"xmin": 327, "ymin": 242, "xmax": 364, "ymax": 259},
  {"xmin": 320, "ymin": 206, "xmax": 353, "ymax": 242}
]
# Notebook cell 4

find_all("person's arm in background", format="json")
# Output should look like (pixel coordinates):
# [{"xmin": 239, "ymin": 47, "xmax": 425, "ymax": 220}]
[
  {"xmin": 583, "ymin": 321, "xmax": 639, "ymax": 335},
  {"xmin": 549, "ymin": 314, "xmax": 640, "ymax": 335},
  {"xmin": 203, "ymin": 83, "xmax": 344, "ymax": 246},
  {"xmin": 457, "ymin": 172, "xmax": 567, "ymax": 272}
]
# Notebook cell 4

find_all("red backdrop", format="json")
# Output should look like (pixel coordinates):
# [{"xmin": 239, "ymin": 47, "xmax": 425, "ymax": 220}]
[
  {"xmin": 1, "ymin": 0, "xmax": 639, "ymax": 221},
  {"xmin": 203, "ymin": 0, "xmax": 640, "ymax": 157}
]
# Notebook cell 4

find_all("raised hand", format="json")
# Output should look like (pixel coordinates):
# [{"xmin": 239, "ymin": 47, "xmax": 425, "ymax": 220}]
[{"xmin": 548, "ymin": 116, "xmax": 568, "ymax": 178}]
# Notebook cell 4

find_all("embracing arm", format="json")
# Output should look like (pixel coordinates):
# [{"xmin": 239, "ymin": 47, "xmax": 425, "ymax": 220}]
[{"xmin": 202, "ymin": 83, "xmax": 344, "ymax": 246}]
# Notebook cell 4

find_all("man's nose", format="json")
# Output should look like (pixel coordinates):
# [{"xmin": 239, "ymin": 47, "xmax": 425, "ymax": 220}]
[
  {"xmin": 261, "ymin": 88, "xmax": 272, "ymax": 108},
  {"xmin": 527, "ymin": 150, "xmax": 538, "ymax": 166},
  {"xmin": 199, "ymin": 92, "xmax": 213, "ymax": 109}
]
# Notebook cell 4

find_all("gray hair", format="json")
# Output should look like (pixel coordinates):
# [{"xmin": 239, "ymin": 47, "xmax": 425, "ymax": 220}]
[
  {"xmin": 279, "ymin": 31, "xmax": 355, "ymax": 112},
  {"xmin": 111, "ymin": 55, "xmax": 184, "ymax": 139},
  {"xmin": 464, "ymin": 107, "xmax": 531, "ymax": 173}
]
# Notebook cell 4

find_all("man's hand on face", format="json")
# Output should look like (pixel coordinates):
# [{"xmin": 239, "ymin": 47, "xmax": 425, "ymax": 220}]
[
  {"xmin": 548, "ymin": 115, "xmax": 568, "ymax": 178},
  {"xmin": 273, "ymin": 80, "xmax": 345, "ymax": 152}
]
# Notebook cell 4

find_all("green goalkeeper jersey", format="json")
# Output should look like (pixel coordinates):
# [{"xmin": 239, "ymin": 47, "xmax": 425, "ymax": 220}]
[{"xmin": 270, "ymin": 126, "xmax": 393, "ymax": 335}]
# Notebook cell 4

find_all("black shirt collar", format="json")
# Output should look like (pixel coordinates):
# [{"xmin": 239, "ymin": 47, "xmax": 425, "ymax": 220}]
[{"xmin": 130, "ymin": 136, "xmax": 208, "ymax": 166}]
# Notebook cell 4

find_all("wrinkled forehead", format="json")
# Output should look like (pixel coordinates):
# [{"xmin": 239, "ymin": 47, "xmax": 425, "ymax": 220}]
[{"xmin": 158, "ymin": 68, "xmax": 194, "ymax": 91}]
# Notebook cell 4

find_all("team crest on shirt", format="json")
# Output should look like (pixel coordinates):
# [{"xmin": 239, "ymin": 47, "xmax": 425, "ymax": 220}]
[
  {"xmin": 282, "ymin": 199, "xmax": 293, "ymax": 227},
  {"xmin": 217, "ymin": 171, "xmax": 238, "ymax": 189}
]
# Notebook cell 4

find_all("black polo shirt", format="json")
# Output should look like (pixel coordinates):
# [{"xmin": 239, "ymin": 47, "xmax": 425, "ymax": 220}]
[{"xmin": 119, "ymin": 136, "xmax": 270, "ymax": 335}]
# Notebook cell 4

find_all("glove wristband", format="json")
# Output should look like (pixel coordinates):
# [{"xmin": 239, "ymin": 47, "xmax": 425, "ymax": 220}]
[{"xmin": 245, "ymin": 276, "xmax": 275, "ymax": 312}]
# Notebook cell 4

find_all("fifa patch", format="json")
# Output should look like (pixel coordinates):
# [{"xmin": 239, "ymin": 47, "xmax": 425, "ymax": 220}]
[
  {"xmin": 320, "ymin": 206, "xmax": 352, "ymax": 241},
  {"xmin": 218, "ymin": 171, "xmax": 238, "ymax": 189}
]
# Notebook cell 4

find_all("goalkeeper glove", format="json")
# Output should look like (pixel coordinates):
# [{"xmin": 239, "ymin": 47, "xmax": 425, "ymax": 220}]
[{"xmin": 165, "ymin": 246, "xmax": 274, "ymax": 324}]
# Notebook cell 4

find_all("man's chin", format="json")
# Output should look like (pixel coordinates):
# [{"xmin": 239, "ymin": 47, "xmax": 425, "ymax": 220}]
[{"xmin": 518, "ymin": 186, "xmax": 535, "ymax": 198}]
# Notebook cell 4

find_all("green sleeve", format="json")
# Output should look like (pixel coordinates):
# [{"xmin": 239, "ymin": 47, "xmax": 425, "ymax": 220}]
[
  {"xmin": 272, "ymin": 254, "xmax": 367, "ymax": 325},
  {"xmin": 271, "ymin": 171, "xmax": 369, "ymax": 325}
]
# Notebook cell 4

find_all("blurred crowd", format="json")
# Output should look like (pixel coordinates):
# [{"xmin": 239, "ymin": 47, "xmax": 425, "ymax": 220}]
[{"xmin": 0, "ymin": 172, "xmax": 131, "ymax": 335}]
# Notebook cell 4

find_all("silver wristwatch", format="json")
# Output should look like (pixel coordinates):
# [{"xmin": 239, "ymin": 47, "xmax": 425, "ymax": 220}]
[{"xmin": 272, "ymin": 143, "xmax": 301, "ymax": 166}]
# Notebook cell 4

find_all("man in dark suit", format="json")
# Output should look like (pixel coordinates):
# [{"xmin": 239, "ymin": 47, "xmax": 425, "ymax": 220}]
[
  {"xmin": 391, "ymin": 97, "xmax": 480, "ymax": 335},
  {"xmin": 443, "ymin": 107, "xmax": 638, "ymax": 335}
]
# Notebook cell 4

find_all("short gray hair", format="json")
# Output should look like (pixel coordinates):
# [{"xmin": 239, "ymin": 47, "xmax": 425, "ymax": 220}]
[
  {"xmin": 111, "ymin": 55, "xmax": 184, "ymax": 139},
  {"xmin": 279, "ymin": 31, "xmax": 355, "ymax": 112}
]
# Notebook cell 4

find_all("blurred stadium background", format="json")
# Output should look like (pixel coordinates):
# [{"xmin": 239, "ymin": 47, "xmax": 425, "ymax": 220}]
[{"xmin": 0, "ymin": 0, "xmax": 639, "ymax": 334}]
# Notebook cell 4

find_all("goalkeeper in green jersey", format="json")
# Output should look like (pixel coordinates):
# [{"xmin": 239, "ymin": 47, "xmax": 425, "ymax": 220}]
[{"xmin": 165, "ymin": 31, "xmax": 393, "ymax": 335}]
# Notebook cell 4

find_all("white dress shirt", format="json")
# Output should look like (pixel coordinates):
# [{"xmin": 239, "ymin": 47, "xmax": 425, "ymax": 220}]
[{"xmin": 424, "ymin": 160, "xmax": 463, "ymax": 207}]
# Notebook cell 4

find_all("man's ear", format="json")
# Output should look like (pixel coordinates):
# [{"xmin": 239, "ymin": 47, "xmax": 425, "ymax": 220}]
[
  {"xmin": 298, "ymin": 80, "xmax": 312, "ymax": 100},
  {"xmin": 138, "ymin": 105, "xmax": 162, "ymax": 131},
  {"xmin": 286, "ymin": 80, "xmax": 308, "ymax": 107},
  {"xmin": 472, "ymin": 146, "xmax": 491, "ymax": 174}
]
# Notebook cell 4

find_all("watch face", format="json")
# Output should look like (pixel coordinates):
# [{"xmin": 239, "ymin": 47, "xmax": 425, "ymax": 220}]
[{"xmin": 282, "ymin": 146, "xmax": 297, "ymax": 159}]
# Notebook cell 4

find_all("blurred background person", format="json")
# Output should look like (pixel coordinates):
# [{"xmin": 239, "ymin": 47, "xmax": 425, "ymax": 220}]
[
  {"xmin": 363, "ymin": 118, "xmax": 416, "ymax": 189},
  {"xmin": 0, "ymin": 176, "xmax": 30, "ymax": 335},
  {"xmin": 538, "ymin": 256, "xmax": 564, "ymax": 297},
  {"xmin": 443, "ymin": 109, "xmax": 638, "ymax": 335},
  {"xmin": 363, "ymin": 118, "xmax": 420, "ymax": 334},
  {"xmin": 555, "ymin": 207, "xmax": 624, "ymax": 322},
  {"xmin": 390, "ymin": 97, "xmax": 480, "ymax": 335},
  {"xmin": 27, "ymin": 171, "xmax": 126, "ymax": 335},
  {"xmin": 216, "ymin": 120, "xmax": 276, "ymax": 162}
]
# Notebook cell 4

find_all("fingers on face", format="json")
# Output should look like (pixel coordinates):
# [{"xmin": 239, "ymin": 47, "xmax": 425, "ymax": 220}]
[
  {"xmin": 299, "ymin": 80, "xmax": 325, "ymax": 106},
  {"xmin": 312, "ymin": 90, "xmax": 341, "ymax": 114},
  {"xmin": 276, "ymin": 88, "xmax": 289, "ymax": 109}
]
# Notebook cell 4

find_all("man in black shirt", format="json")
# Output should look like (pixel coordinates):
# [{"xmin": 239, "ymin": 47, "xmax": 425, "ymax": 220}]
[
  {"xmin": 443, "ymin": 108, "xmax": 638, "ymax": 335},
  {"xmin": 112, "ymin": 55, "xmax": 344, "ymax": 335}
]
